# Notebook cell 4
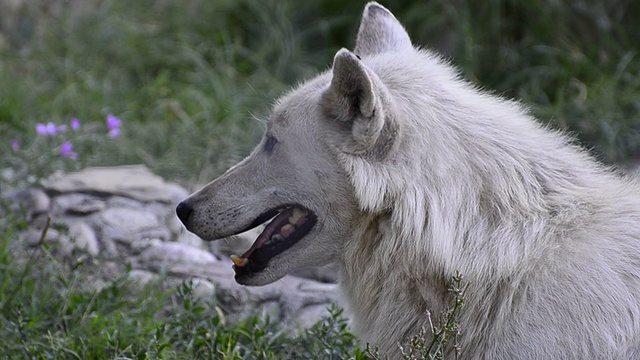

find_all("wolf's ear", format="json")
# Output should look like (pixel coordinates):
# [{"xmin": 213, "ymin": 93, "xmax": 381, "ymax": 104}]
[
  {"xmin": 354, "ymin": 2, "xmax": 412, "ymax": 57},
  {"xmin": 321, "ymin": 48, "xmax": 386, "ymax": 153}
]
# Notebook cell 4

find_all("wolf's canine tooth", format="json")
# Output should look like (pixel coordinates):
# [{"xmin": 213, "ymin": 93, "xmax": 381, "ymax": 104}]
[{"xmin": 230, "ymin": 255, "xmax": 248, "ymax": 267}]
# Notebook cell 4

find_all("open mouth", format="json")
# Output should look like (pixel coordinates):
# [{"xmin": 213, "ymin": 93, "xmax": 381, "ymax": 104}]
[{"xmin": 231, "ymin": 204, "xmax": 317, "ymax": 278}]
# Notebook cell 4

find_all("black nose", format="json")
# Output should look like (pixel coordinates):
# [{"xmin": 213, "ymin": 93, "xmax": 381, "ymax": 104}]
[{"xmin": 176, "ymin": 201, "xmax": 193, "ymax": 225}]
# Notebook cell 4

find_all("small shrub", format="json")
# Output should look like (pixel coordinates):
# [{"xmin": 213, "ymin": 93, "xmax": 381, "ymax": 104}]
[{"xmin": 361, "ymin": 272, "xmax": 466, "ymax": 360}]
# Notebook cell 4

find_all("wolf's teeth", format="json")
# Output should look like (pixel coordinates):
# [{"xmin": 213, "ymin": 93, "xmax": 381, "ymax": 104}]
[
  {"xmin": 271, "ymin": 234, "xmax": 284, "ymax": 242},
  {"xmin": 288, "ymin": 208, "xmax": 307, "ymax": 224},
  {"xmin": 230, "ymin": 255, "xmax": 248, "ymax": 267},
  {"xmin": 281, "ymin": 224, "xmax": 295, "ymax": 238}
]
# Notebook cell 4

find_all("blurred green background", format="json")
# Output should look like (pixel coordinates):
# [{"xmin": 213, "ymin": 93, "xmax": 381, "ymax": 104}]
[{"xmin": 1, "ymin": 0, "xmax": 639, "ymax": 189}]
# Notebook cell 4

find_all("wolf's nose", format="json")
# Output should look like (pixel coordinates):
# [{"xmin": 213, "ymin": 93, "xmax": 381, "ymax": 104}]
[{"xmin": 176, "ymin": 201, "xmax": 193, "ymax": 225}]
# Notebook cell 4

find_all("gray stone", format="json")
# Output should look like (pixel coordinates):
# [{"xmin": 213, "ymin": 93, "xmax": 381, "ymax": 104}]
[
  {"xmin": 213, "ymin": 227, "xmax": 261, "ymax": 257},
  {"xmin": 43, "ymin": 165, "xmax": 188, "ymax": 203},
  {"xmin": 100, "ymin": 207, "xmax": 170, "ymax": 243},
  {"xmin": 101, "ymin": 207, "xmax": 160, "ymax": 231},
  {"xmin": 176, "ymin": 229, "xmax": 205, "ymax": 249},
  {"xmin": 167, "ymin": 213, "xmax": 186, "ymax": 236},
  {"xmin": 24, "ymin": 227, "xmax": 60, "ymax": 247},
  {"xmin": 135, "ymin": 242, "xmax": 217, "ymax": 276},
  {"xmin": 5, "ymin": 188, "xmax": 50, "ymax": 217},
  {"xmin": 52, "ymin": 193, "xmax": 105, "ymax": 215},
  {"xmin": 190, "ymin": 278, "xmax": 216, "ymax": 301},
  {"xmin": 69, "ymin": 260, "xmax": 124, "ymax": 291},
  {"xmin": 126, "ymin": 269, "xmax": 159, "ymax": 285},
  {"xmin": 100, "ymin": 237, "xmax": 119, "ymax": 257},
  {"xmin": 190, "ymin": 259, "xmax": 342, "ymax": 329},
  {"xmin": 292, "ymin": 262, "xmax": 340, "ymax": 283},
  {"xmin": 7, "ymin": 165, "xmax": 349, "ymax": 332},
  {"xmin": 294, "ymin": 304, "xmax": 332, "ymax": 329},
  {"xmin": 129, "ymin": 238, "xmax": 163, "ymax": 254},
  {"xmin": 0, "ymin": 167, "xmax": 16, "ymax": 182},
  {"xmin": 67, "ymin": 222, "xmax": 99, "ymax": 256},
  {"xmin": 29, "ymin": 213, "xmax": 53, "ymax": 229},
  {"xmin": 146, "ymin": 202, "xmax": 174, "ymax": 219},
  {"xmin": 105, "ymin": 196, "xmax": 144, "ymax": 209},
  {"xmin": 260, "ymin": 300, "xmax": 282, "ymax": 320},
  {"xmin": 164, "ymin": 183, "xmax": 190, "ymax": 205},
  {"xmin": 23, "ymin": 227, "xmax": 73, "ymax": 255}
]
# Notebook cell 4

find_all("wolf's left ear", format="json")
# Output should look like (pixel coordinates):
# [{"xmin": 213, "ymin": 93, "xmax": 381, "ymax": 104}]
[
  {"xmin": 321, "ymin": 48, "xmax": 387, "ymax": 154},
  {"xmin": 354, "ymin": 2, "xmax": 412, "ymax": 57}
]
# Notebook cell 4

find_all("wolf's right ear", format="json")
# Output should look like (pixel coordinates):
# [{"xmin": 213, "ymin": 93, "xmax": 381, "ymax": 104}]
[
  {"xmin": 354, "ymin": 2, "xmax": 412, "ymax": 57},
  {"xmin": 321, "ymin": 48, "xmax": 386, "ymax": 154}
]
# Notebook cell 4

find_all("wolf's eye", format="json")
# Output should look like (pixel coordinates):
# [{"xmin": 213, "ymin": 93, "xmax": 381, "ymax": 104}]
[{"xmin": 264, "ymin": 134, "xmax": 278, "ymax": 153}]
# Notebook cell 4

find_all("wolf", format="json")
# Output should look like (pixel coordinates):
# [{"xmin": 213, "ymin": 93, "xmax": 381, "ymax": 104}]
[{"xmin": 176, "ymin": 2, "xmax": 640, "ymax": 358}]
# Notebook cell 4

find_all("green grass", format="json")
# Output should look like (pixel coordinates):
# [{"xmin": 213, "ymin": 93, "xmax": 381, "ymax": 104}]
[
  {"xmin": 1, "ymin": 0, "xmax": 306, "ymax": 186},
  {"xmin": 2, "ymin": 0, "xmax": 639, "ymax": 189},
  {"xmin": 0, "ymin": 212, "xmax": 359, "ymax": 359},
  {"xmin": 1, "ymin": 0, "xmax": 639, "ymax": 358}
]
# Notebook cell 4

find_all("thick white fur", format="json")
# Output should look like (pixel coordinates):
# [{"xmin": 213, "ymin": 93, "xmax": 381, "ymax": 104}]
[{"xmin": 337, "ymin": 2, "xmax": 640, "ymax": 358}]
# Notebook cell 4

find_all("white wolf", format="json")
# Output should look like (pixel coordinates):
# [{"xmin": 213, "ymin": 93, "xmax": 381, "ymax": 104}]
[{"xmin": 177, "ymin": 2, "xmax": 640, "ymax": 358}]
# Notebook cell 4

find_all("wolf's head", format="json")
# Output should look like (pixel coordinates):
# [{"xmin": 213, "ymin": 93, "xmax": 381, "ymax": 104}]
[{"xmin": 177, "ymin": 2, "xmax": 412, "ymax": 285}]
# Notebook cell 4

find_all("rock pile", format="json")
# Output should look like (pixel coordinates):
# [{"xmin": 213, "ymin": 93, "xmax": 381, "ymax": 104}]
[{"xmin": 7, "ymin": 165, "xmax": 341, "ymax": 329}]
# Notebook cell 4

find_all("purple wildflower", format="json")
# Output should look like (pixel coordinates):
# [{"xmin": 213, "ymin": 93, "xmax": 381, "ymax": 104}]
[
  {"xmin": 106, "ymin": 114, "xmax": 122, "ymax": 130},
  {"xmin": 70, "ymin": 118, "xmax": 81, "ymax": 130},
  {"xmin": 36, "ymin": 123, "xmax": 46, "ymax": 134},
  {"xmin": 36, "ymin": 122, "xmax": 58, "ymax": 135},
  {"xmin": 11, "ymin": 139, "xmax": 19, "ymax": 151},
  {"xmin": 45, "ymin": 122, "xmax": 57, "ymax": 135},
  {"xmin": 36, "ymin": 122, "xmax": 68, "ymax": 135},
  {"xmin": 60, "ymin": 141, "xmax": 78, "ymax": 160},
  {"xmin": 108, "ymin": 127, "xmax": 121, "ymax": 138}
]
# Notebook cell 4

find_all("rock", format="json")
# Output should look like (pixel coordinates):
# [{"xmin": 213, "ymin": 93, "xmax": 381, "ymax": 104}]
[
  {"xmin": 134, "ymin": 242, "xmax": 218, "ymax": 276},
  {"xmin": 52, "ymin": 193, "xmax": 105, "ymax": 215},
  {"xmin": 260, "ymin": 300, "xmax": 282, "ymax": 320},
  {"xmin": 0, "ymin": 167, "xmax": 16, "ymax": 182},
  {"xmin": 7, "ymin": 165, "xmax": 348, "ymax": 332},
  {"xmin": 4, "ymin": 188, "xmax": 50, "ymax": 218},
  {"xmin": 101, "ymin": 207, "xmax": 160, "ymax": 232},
  {"xmin": 30, "ymin": 213, "xmax": 53, "ymax": 229},
  {"xmin": 167, "ymin": 212, "xmax": 185, "ymax": 236},
  {"xmin": 192, "ymin": 259, "xmax": 342, "ymax": 328},
  {"xmin": 126, "ymin": 269, "xmax": 159, "ymax": 285},
  {"xmin": 22, "ymin": 227, "xmax": 73, "ymax": 255},
  {"xmin": 43, "ymin": 165, "xmax": 187, "ymax": 203},
  {"xmin": 23, "ymin": 227, "xmax": 60, "ymax": 247},
  {"xmin": 67, "ymin": 222, "xmax": 99, "ymax": 256},
  {"xmin": 100, "ymin": 237, "xmax": 119, "ymax": 257},
  {"xmin": 294, "ymin": 304, "xmax": 332, "ymax": 329},
  {"xmin": 129, "ymin": 238, "xmax": 163, "ymax": 254},
  {"xmin": 292, "ymin": 262, "xmax": 339, "ymax": 283},
  {"xmin": 176, "ymin": 229, "xmax": 205, "ymax": 249},
  {"xmin": 100, "ymin": 207, "xmax": 170, "ymax": 243},
  {"xmin": 190, "ymin": 278, "xmax": 216, "ymax": 301},
  {"xmin": 212, "ymin": 227, "xmax": 261, "ymax": 257},
  {"xmin": 164, "ymin": 182, "xmax": 190, "ymax": 205},
  {"xmin": 106, "ymin": 196, "xmax": 145, "ymax": 209}
]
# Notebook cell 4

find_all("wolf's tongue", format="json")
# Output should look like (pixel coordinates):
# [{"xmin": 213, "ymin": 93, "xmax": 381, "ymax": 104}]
[{"xmin": 231, "ymin": 207, "xmax": 306, "ymax": 267}]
